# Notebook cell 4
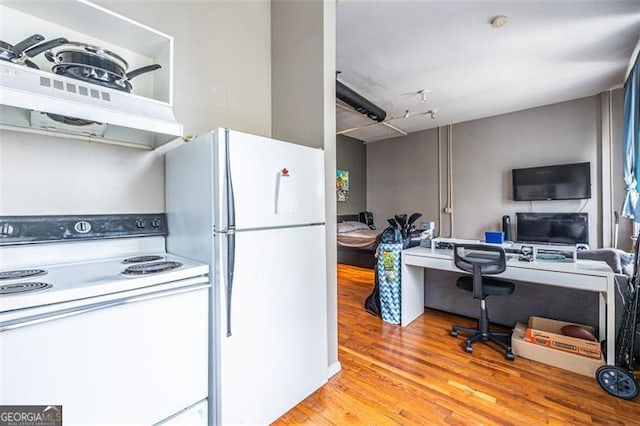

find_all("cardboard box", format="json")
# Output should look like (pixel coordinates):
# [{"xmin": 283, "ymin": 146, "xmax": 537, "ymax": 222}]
[
  {"xmin": 524, "ymin": 316, "xmax": 601, "ymax": 359},
  {"xmin": 512, "ymin": 322, "xmax": 604, "ymax": 377}
]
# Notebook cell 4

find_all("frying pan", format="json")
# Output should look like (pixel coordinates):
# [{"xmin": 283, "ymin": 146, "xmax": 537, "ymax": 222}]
[{"xmin": 0, "ymin": 34, "xmax": 43, "ymax": 68}]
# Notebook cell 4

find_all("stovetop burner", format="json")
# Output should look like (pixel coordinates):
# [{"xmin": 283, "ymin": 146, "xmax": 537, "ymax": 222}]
[
  {"xmin": 0, "ymin": 282, "xmax": 53, "ymax": 296},
  {"xmin": 0, "ymin": 269, "xmax": 47, "ymax": 280},
  {"xmin": 122, "ymin": 261, "xmax": 183, "ymax": 276},
  {"xmin": 122, "ymin": 255, "xmax": 164, "ymax": 264}
]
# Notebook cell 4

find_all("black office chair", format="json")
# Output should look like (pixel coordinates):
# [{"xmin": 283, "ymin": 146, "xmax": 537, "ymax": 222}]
[{"xmin": 450, "ymin": 244, "xmax": 516, "ymax": 360}]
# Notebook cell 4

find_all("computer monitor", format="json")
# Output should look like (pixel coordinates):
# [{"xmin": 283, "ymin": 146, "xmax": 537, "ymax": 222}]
[{"xmin": 515, "ymin": 212, "xmax": 588, "ymax": 245}]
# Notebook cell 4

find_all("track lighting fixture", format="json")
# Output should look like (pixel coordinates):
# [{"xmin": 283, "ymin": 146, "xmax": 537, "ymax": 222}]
[
  {"xmin": 428, "ymin": 110, "xmax": 436, "ymax": 119},
  {"xmin": 418, "ymin": 89, "xmax": 427, "ymax": 102}
]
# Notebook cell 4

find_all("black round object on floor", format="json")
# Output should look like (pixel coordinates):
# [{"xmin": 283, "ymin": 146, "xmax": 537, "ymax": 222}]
[{"xmin": 596, "ymin": 365, "xmax": 639, "ymax": 400}]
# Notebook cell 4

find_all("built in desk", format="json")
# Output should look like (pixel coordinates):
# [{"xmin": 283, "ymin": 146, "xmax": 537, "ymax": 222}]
[{"xmin": 401, "ymin": 245, "xmax": 616, "ymax": 365}]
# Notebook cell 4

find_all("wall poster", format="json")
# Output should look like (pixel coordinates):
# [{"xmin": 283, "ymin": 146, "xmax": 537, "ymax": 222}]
[{"xmin": 336, "ymin": 169, "xmax": 349, "ymax": 202}]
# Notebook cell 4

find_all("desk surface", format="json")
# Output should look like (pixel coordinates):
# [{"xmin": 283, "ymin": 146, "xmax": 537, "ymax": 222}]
[{"xmin": 403, "ymin": 246, "xmax": 614, "ymax": 278}]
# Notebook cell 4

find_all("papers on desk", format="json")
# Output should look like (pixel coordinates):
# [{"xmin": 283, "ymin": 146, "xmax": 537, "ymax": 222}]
[
  {"xmin": 432, "ymin": 237, "xmax": 480, "ymax": 250},
  {"xmin": 430, "ymin": 238, "xmax": 577, "ymax": 262}
]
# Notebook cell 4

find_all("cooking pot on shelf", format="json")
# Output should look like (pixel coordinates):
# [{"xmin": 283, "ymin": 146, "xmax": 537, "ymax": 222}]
[
  {"xmin": 45, "ymin": 41, "xmax": 161, "ymax": 93},
  {"xmin": 0, "ymin": 35, "xmax": 67, "ymax": 69}
]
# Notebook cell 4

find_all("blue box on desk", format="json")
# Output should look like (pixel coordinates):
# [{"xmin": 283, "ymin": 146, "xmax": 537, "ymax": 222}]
[{"xmin": 485, "ymin": 231, "xmax": 504, "ymax": 244}]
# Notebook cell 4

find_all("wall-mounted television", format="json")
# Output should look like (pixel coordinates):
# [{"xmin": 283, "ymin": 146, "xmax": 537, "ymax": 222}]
[
  {"xmin": 512, "ymin": 162, "xmax": 591, "ymax": 201},
  {"xmin": 515, "ymin": 212, "xmax": 589, "ymax": 245}
]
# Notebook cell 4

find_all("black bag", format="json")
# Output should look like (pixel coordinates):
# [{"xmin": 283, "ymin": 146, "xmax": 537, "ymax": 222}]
[
  {"xmin": 364, "ymin": 225, "xmax": 403, "ymax": 317},
  {"xmin": 387, "ymin": 212, "xmax": 422, "ymax": 248},
  {"xmin": 364, "ymin": 268, "xmax": 381, "ymax": 317}
]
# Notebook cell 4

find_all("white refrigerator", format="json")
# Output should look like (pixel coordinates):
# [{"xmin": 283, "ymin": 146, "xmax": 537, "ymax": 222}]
[{"xmin": 165, "ymin": 128, "xmax": 328, "ymax": 425}]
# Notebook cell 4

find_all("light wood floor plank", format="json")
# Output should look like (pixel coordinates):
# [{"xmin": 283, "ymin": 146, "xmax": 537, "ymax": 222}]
[{"xmin": 274, "ymin": 264, "xmax": 640, "ymax": 425}]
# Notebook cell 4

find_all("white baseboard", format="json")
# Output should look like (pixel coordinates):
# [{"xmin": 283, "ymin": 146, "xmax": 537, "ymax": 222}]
[{"xmin": 327, "ymin": 361, "xmax": 342, "ymax": 378}]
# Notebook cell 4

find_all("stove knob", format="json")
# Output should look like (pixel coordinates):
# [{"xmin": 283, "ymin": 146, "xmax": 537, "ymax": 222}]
[
  {"xmin": 0, "ymin": 223, "xmax": 15, "ymax": 237},
  {"xmin": 151, "ymin": 218, "xmax": 162, "ymax": 229},
  {"xmin": 74, "ymin": 221, "xmax": 92, "ymax": 234},
  {"xmin": 135, "ymin": 219, "xmax": 146, "ymax": 229}
]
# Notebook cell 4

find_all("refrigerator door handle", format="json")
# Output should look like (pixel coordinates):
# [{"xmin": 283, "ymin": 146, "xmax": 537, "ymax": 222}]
[
  {"xmin": 225, "ymin": 128, "xmax": 236, "ymax": 337},
  {"xmin": 225, "ymin": 128, "xmax": 236, "ymax": 229},
  {"xmin": 226, "ymin": 229, "xmax": 235, "ymax": 337}
]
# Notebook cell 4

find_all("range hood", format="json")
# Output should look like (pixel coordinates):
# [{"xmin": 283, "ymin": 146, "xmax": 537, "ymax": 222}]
[{"xmin": 0, "ymin": 61, "xmax": 183, "ymax": 150}]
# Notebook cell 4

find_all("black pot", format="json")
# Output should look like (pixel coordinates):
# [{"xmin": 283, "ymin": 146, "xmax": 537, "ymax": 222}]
[
  {"xmin": 46, "ymin": 42, "xmax": 161, "ymax": 93},
  {"xmin": 49, "ymin": 50, "xmax": 126, "ymax": 76},
  {"xmin": 51, "ymin": 63, "xmax": 161, "ymax": 93}
]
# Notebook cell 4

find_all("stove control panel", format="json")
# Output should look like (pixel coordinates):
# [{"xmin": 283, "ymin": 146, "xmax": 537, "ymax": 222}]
[{"xmin": 0, "ymin": 214, "xmax": 167, "ymax": 245}]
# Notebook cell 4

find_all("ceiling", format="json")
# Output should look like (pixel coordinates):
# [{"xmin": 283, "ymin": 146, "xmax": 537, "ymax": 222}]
[{"xmin": 336, "ymin": 0, "xmax": 640, "ymax": 143}]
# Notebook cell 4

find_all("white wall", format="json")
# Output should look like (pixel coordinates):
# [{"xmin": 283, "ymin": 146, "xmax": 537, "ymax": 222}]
[
  {"xmin": 0, "ymin": 0, "xmax": 271, "ymax": 215},
  {"xmin": 98, "ymin": 0, "xmax": 272, "ymax": 138},
  {"xmin": 0, "ymin": 132, "xmax": 165, "ymax": 214}
]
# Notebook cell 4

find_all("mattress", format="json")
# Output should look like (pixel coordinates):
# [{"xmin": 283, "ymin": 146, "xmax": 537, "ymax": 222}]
[{"xmin": 337, "ymin": 229, "xmax": 379, "ymax": 250}]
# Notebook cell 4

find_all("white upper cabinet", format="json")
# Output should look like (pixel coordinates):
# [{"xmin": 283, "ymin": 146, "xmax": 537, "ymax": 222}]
[
  {"xmin": 0, "ymin": 1, "xmax": 182, "ymax": 149},
  {"xmin": 0, "ymin": 0, "xmax": 173, "ymax": 103}
]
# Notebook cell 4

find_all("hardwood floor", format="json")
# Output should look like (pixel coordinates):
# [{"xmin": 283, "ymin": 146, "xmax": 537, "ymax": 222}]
[{"xmin": 275, "ymin": 264, "xmax": 640, "ymax": 425}]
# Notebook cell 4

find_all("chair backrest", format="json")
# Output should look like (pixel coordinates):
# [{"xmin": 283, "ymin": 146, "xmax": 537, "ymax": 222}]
[{"xmin": 453, "ymin": 244, "xmax": 507, "ymax": 299}]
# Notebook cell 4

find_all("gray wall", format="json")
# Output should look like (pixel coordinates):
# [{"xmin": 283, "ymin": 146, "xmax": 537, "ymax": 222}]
[
  {"xmin": 336, "ymin": 135, "xmax": 366, "ymax": 215},
  {"xmin": 0, "ymin": 1, "xmax": 272, "ymax": 215},
  {"xmin": 367, "ymin": 94, "xmax": 625, "ymax": 248},
  {"xmin": 451, "ymin": 96, "xmax": 600, "ymax": 247},
  {"xmin": 367, "ymin": 127, "xmax": 442, "ymax": 235},
  {"xmin": 271, "ymin": 0, "xmax": 339, "ymax": 373}
]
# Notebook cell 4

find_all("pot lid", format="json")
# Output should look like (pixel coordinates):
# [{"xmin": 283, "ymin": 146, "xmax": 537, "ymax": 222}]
[{"xmin": 52, "ymin": 41, "xmax": 128, "ymax": 71}]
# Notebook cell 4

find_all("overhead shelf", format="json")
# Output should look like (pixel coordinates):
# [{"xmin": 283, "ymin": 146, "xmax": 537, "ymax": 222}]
[{"xmin": 0, "ymin": 0, "xmax": 173, "ymax": 103}]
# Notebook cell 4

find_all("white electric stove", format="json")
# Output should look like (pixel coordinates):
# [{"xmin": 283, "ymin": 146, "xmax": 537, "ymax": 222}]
[{"xmin": 0, "ymin": 214, "xmax": 210, "ymax": 426}]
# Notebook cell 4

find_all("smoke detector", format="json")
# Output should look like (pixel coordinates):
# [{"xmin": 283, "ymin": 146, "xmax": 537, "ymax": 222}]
[{"xmin": 491, "ymin": 15, "xmax": 509, "ymax": 28}]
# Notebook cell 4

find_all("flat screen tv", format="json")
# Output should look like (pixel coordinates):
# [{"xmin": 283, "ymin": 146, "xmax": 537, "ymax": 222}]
[
  {"xmin": 515, "ymin": 212, "xmax": 589, "ymax": 245},
  {"xmin": 512, "ymin": 162, "xmax": 591, "ymax": 201}
]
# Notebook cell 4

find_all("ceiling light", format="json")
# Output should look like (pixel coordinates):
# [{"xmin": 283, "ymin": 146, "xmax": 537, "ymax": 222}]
[
  {"xmin": 490, "ymin": 15, "xmax": 509, "ymax": 28},
  {"xmin": 418, "ymin": 89, "xmax": 428, "ymax": 102},
  {"xmin": 403, "ymin": 110, "xmax": 410, "ymax": 118},
  {"xmin": 428, "ymin": 110, "xmax": 436, "ymax": 119}
]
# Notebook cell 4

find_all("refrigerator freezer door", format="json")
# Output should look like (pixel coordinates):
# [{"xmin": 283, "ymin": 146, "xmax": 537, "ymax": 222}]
[
  {"xmin": 216, "ymin": 225, "xmax": 328, "ymax": 425},
  {"xmin": 221, "ymin": 129, "xmax": 325, "ymax": 230}
]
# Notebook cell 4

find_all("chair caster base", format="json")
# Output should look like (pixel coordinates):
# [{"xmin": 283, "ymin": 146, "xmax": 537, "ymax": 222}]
[
  {"xmin": 505, "ymin": 351, "xmax": 515, "ymax": 361},
  {"xmin": 465, "ymin": 345, "xmax": 473, "ymax": 353},
  {"xmin": 450, "ymin": 330, "xmax": 458, "ymax": 337}
]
